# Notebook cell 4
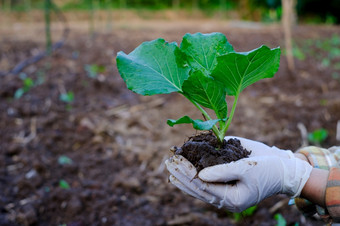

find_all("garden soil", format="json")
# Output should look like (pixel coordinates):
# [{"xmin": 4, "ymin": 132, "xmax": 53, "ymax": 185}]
[
  {"xmin": 174, "ymin": 132, "xmax": 251, "ymax": 172},
  {"xmin": 1, "ymin": 15, "xmax": 340, "ymax": 225}
]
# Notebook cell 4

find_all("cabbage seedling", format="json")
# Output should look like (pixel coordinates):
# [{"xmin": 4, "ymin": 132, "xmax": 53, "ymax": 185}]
[{"xmin": 116, "ymin": 32, "xmax": 280, "ymax": 145}]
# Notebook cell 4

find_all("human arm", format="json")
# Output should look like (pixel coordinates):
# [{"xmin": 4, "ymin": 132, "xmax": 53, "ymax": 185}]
[
  {"xmin": 293, "ymin": 150, "xmax": 328, "ymax": 207},
  {"xmin": 300, "ymin": 168, "xmax": 328, "ymax": 207},
  {"xmin": 294, "ymin": 146, "xmax": 340, "ymax": 222}
]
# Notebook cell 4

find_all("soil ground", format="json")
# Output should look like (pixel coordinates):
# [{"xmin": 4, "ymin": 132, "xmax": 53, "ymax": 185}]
[{"xmin": 1, "ymin": 11, "xmax": 340, "ymax": 225}]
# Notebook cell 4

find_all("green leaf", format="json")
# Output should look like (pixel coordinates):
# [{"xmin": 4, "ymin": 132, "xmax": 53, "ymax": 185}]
[
  {"xmin": 59, "ymin": 180, "xmax": 70, "ymax": 189},
  {"xmin": 180, "ymin": 32, "xmax": 234, "ymax": 76},
  {"xmin": 212, "ymin": 45, "xmax": 281, "ymax": 96},
  {"xmin": 167, "ymin": 116, "xmax": 220, "ymax": 130},
  {"xmin": 308, "ymin": 128, "xmax": 328, "ymax": 144},
  {"xmin": 14, "ymin": 88, "xmax": 25, "ymax": 99},
  {"xmin": 60, "ymin": 91, "xmax": 74, "ymax": 103},
  {"xmin": 274, "ymin": 213, "xmax": 287, "ymax": 226},
  {"xmin": 58, "ymin": 155, "xmax": 73, "ymax": 165},
  {"xmin": 23, "ymin": 78, "xmax": 34, "ymax": 91},
  {"xmin": 182, "ymin": 70, "xmax": 228, "ymax": 120},
  {"xmin": 233, "ymin": 205, "xmax": 257, "ymax": 222},
  {"xmin": 84, "ymin": 64, "xmax": 106, "ymax": 78},
  {"xmin": 116, "ymin": 38, "xmax": 190, "ymax": 96}
]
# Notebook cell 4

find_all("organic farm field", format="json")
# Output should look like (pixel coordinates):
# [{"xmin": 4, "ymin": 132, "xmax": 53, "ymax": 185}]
[{"xmin": 1, "ymin": 15, "xmax": 340, "ymax": 225}]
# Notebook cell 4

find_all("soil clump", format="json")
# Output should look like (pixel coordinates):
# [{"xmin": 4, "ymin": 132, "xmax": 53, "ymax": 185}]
[{"xmin": 173, "ymin": 132, "xmax": 251, "ymax": 172}]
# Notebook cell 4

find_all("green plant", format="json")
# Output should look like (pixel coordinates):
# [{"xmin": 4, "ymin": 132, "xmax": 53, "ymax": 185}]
[
  {"xmin": 299, "ymin": 34, "xmax": 340, "ymax": 79},
  {"xmin": 60, "ymin": 91, "xmax": 74, "ymax": 110},
  {"xmin": 232, "ymin": 205, "xmax": 257, "ymax": 222},
  {"xmin": 308, "ymin": 128, "xmax": 328, "ymax": 145},
  {"xmin": 274, "ymin": 213, "xmax": 287, "ymax": 226},
  {"xmin": 116, "ymin": 32, "xmax": 280, "ymax": 145},
  {"xmin": 58, "ymin": 155, "xmax": 73, "ymax": 165},
  {"xmin": 84, "ymin": 64, "xmax": 106, "ymax": 78},
  {"xmin": 60, "ymin": 91, "xmax": 74, "ymax": 103},
  {"xmin": 59, "ymin": 179, "xmax": 70, "ymax": 189},
  {"xmin": 14, "ymin": 76, "xmax": 35, "ymax": 99}
]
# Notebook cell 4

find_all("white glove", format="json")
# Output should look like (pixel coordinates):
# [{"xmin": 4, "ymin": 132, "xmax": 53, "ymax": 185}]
[
  {"xmin": 224, "ymin": 136, "xmax": 295, "ymax": 159},
  {"xmin": 198, "ymin": 155, "xmax": 312, "ymax": 212},
  {"xmin": 166, "ymin": 143, "xmax": 313, "ymax": 212}
]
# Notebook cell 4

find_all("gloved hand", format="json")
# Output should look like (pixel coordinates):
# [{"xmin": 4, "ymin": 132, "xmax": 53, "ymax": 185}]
[{"xmin": 165, "ymin": 137, "xmax": 313, "ymax": 213}]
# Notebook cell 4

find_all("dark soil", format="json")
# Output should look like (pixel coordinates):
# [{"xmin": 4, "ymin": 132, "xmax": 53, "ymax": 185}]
[
  {"xmin": 1, "ymin": 17, "xmax": 339, "ymax": 226},
  {"xmin": 173, "ymin": 132, "xmax": 251, "ymax": 172}
]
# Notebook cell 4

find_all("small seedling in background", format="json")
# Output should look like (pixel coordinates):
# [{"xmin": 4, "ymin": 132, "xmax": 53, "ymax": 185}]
[
  {"xmin": 274, "ymin": 213, "xmax": 287, "ymax": 226},
  {"xmin": 60, "ymin": 91, "xmax": 74, "ymax": 110},
  {"xmin": 300, "ymin": 34, "xmax": 340, "ymax": 79},
  {"xmin": 14, "ymin": 75, "xmax": 35, "ymax": 99},
  {"xmin": 58, "ymin": 155, "xmax": 73, "ymax": 165},
  {"xmin": 60, "ymin": 91, "xmax": 74, "ymax": 103},
  {"xmin": 232, "ymin": 205, "xmax": 257, "ymax": 222},
  {"xmin": 84, "ymin": 64, "xmax": 106, "ymax": 78},
  {"xmin": 59, "ymin": 179, "xmax": 70, "ymax": 189},
  {"xmin": 308, "ymin": 128, "xmax": 328, "ymax": 146}
]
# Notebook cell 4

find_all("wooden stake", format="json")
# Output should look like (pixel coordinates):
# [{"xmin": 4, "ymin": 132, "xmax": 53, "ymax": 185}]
[{"xmin": 282, "ymin": 0, "xmax": 296, "ymax": 72}]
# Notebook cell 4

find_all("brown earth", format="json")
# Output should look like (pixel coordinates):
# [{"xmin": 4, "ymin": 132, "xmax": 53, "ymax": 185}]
[
  {"xmin": 174, "ymin": 132, "xmax": 251, "ymax": 172},
  {"xmin": 1, "ymin": 14, "xmax": 340, "ymax": 225}
]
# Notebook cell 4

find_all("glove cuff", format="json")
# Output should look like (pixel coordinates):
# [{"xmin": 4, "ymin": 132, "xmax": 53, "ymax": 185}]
[
  {"xmin": 271, "ymin": 146, "xmax": 294, "ymax": 159},
  {"xmin": 282, "ymin": 158, "xmax": 313, "ymax": 197}
]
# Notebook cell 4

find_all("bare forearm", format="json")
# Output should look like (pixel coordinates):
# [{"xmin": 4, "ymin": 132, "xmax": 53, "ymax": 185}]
[
  {"xmin": 300, "ymin": 168, "xmax": 328, "ymax": 207},
  {"xmin": 294, "ymin": 152, "xmax": 328, "ymax": 207}
]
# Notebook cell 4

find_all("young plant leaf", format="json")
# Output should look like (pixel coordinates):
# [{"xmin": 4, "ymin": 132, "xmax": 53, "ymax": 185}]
[
  {"xmin": 182, "ymin": 70, "xmax": 228, "ymax": 120},
  {"xmin": 167, "ymin": 116, "xmax": 220, "ymax": 131},
  {"xmin": 59, "ymin": 180, "xmax": 70, "ymax": 189},
  {"xmin": 84, "ymin": 64, "xmax": 106, "ymax": 78},
  {"xmin": 116, "ymin": 38, "xmax": 190, "ymax": 95},
  {"xmin": 60, "ymin": 91, "xmax": 74, "ymax": 103},
  {"xmin": 58, "ymin": 155, "xmax": 73, "ymax": 165},
  {"xmin": 212, "ymin": 45, "xmax": 281, "ymax": 96},
  {"xmin": 308, "ymin": 128, "xmax": 328, "ymax": 145},
  {"xmin": 232, "ymin": 205, "xmax": 257, "ymax": 222},
  {"xmin": 180, "ymin": 32, "xmax": 234, "ymax": 75},
  {"xmin": 274, "ymin": 213, "xmax": 287, "ymax": 226}
]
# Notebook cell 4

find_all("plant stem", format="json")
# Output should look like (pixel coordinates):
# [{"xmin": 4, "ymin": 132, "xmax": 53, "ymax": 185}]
[
  {"xmin": 220, "ymin": 94, "xmax": 239, "ymax": 140},
  {"xmin": 189, "ymin": 99, "xmax": 220, "ymax": 138}
]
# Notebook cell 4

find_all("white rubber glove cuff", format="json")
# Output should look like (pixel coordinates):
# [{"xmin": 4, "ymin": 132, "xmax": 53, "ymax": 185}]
[{"xmin": 281, "ymin": 157, "xmax": 313, "ymax": 197}]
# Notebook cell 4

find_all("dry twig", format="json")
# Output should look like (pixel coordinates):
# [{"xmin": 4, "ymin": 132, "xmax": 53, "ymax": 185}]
[
  {"xmin": 336, "ymin": 120, "xmax": 340, "ymax": 142},
  {"xmin": 297, "ymin": 122, "xmax": 308, "ymax": 147}
]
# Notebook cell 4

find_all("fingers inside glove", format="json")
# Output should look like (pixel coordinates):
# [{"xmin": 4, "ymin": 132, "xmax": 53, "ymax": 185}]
[
  {"xmin": 169, "ymin": 175, "xmax": 215, "ymax": 203},
  {"xmin": 166, "ymin": 155, "xmax": 226, "ymax": 206},
  {"xmin": 166, "ymin": 155, "xmax": 253, "ymax": 210},
  {"xmin": 165, "ymin": 155, "xmax": 197, "ymax": 180},
  {"xmin": 198, "ymin": 159, "xmax": 257, "ymax": 182},
  {"xmin": 166, "ymin": 155, "xmax": 211, "ymax": 196}
]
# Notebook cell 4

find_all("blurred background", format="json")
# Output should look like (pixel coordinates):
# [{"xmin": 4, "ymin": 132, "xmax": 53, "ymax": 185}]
[
  {"xmin": 1, "ymin": 1, "xmax": 340, "ymax": 226},
  {"xmin": 1, "ymin": 0, "xmax": 340, "ymax": 23}
]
